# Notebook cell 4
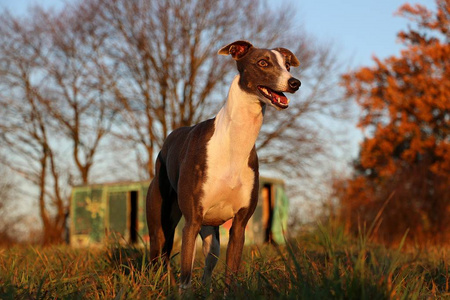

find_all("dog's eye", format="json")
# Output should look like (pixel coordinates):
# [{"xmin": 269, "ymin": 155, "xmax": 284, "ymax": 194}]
[
  {"xmin": 258, "ymin": 60, "xmax": 268, "ymax": 67},
  {"xmin": 285, "ymin": 63, "xmax": 291, "ymax": 71}
]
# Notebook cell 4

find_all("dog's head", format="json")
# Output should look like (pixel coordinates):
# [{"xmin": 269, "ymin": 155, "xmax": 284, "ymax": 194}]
[{"xmin": 219, "ymin": 40, "xmax": 301, "ymax": 110}]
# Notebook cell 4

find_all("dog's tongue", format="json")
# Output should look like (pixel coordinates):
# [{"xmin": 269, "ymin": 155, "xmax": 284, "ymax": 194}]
[{"xmin": 271, "ymin": 90, "xmax": 288, "ymax": 106}]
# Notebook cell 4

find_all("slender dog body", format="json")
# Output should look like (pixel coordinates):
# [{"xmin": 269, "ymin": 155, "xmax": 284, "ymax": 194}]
[{"xmin": 146, "ymin": 41, "xmax": 301, "ymax": 289}]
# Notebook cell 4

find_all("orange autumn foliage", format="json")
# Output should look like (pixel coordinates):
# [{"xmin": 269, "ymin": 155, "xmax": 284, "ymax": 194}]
[{"xmin": 339, "ymin": 0, "xmax": 450, "ymax": 246}]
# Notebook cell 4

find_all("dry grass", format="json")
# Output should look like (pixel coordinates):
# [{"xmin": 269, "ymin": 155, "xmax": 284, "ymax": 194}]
[{"xmin": 1, "ymin": 223, "xmax": 448, "ymax": 299}]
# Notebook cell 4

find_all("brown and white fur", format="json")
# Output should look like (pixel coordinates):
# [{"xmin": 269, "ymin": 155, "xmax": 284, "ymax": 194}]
[{"xmin": 146, "ymin": 40, "xmax": 301, "ymax": 290}]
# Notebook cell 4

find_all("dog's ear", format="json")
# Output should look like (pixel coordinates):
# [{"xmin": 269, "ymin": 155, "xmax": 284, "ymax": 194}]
[
  {"xmin": 218, "ymin": 40, "xmax": 253, "ymax": 60},
  {"xmin": 274, "ymin": 47, "xmax": 300, "ymax": 67}
]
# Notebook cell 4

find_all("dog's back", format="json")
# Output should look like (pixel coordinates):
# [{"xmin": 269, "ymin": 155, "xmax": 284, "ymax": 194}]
[{"xmin": 157, "ymin": 118, "xmax": 216, "ymax": 194}]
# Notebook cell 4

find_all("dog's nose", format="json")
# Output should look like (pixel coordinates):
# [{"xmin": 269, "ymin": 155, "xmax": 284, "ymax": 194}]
[{"xmin": 288, "ymin": 78, "xmax": 301, "ymax": 90}]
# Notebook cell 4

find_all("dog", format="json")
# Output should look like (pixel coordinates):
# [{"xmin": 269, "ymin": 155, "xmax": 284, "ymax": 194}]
[{"xmin": 146, "ymin": 40, "xmax": 301, "ymax": 290}]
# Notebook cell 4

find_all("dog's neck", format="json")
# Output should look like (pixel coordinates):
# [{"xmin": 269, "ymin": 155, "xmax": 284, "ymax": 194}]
[
  {"xmin": 219, "ymin": 75, "xmax": 266, "ymax": 122},
  {"xmin": 212, "ymin": 75, "xmax": 264, "ymax": 166}
]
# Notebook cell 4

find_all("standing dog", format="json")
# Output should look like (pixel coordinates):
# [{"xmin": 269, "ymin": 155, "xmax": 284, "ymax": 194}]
[{"xmin": 146, "ymin": 40, "xmax": 301, "ymax": 290}]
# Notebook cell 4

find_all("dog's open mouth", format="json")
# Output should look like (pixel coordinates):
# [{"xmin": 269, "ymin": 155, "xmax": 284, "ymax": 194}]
[{"xmin": 257, "ymin": 86, "xmax": 289, "ymax": 109}]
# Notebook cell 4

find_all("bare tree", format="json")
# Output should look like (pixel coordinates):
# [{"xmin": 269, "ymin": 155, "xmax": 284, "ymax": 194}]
[
  {"xmin": 83, "ymin": 0, "xmax": 347, "ymax": 183},
  {"xmin": 0, "ymin": 6, "xmax": 115, "ymax": 243},
  {"xmin": 0, "ymin": 11, "xmax": 61, "ymax": 244},
  {"xmin": 92, "ymin": 0, "xmax": 268, "ymax": 177},
  {"xmin": 0, "ymin": 21, "xmax": 66, "ymax": 242},
  {"xmin": 30, "ymin": 6, "xmax": 116, "ymax": 185}
]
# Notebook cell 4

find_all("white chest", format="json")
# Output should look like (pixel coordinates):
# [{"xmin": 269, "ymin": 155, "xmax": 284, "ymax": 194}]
[
  {"xmin": 199, "ymin": 76, "xmax": 263, "ymax": 226},
  {"xmin": 200, "ymin": 123, "xmax": 259, "ymax": 225},
  {"xmin": 200, "ymin": 144, "xmax": 255, "ymax": 225}
]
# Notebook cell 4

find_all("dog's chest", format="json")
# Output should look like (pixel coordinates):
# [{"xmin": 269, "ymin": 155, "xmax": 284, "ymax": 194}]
[{"xmin": 200, "ymin": 129, "xmax": 256, "ymax": 226}]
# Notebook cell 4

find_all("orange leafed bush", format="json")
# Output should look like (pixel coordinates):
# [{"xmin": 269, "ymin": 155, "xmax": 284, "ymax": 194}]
[{"xmin": 338, "ymin": 0, "xmax": 450, "ymax": 246}]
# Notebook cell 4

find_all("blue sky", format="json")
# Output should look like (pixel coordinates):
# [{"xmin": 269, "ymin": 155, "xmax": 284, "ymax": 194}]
[
  {"xmin": 0, "ymin": 0, "xmax": 437, "ymax": 68},
  {"xmin": 293, "ymin": 0, "xmax": 436, "ymax": 67}
]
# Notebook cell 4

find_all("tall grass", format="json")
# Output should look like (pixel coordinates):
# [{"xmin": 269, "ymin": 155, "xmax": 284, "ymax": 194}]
[{"xmin": 0, "ymin": 224, "xmax": 448, "ymax": 299}]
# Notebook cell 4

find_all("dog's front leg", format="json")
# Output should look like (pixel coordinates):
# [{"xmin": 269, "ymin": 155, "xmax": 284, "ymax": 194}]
[
  {"xmin": 179, "ymin": 219, "xmax": 202, "ymax": 291},
  {"xmin": 225, "ymin": 209, "xmax": 250, "ymax": 288}
]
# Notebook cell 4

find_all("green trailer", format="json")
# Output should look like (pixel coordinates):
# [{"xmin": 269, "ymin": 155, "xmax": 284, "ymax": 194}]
[{"xmin": 70, "ymin": 177, "xmax": 289, "ymax": 247}]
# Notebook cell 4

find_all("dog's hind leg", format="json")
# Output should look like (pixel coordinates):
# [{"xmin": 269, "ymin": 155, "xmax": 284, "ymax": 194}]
[
  {"xmin": 147, "ymin": 156, "xmax": 181, "ymax": 264},
  {"xmin": 147, "ymin": 159, "xmax": 165, "ymax": 262},
  {"xmin": 160, "ymin": 186, "xmax": 181, "ymax": 262},
  {"xmin": 200, "ymin": 225, "xmax": 220, "ymax": 286}
]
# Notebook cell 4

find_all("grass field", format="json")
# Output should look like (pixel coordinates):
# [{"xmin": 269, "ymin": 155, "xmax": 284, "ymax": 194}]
[{"xmin": 1, "ymin": 222, "xmax": 449, "ymax": 299}]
